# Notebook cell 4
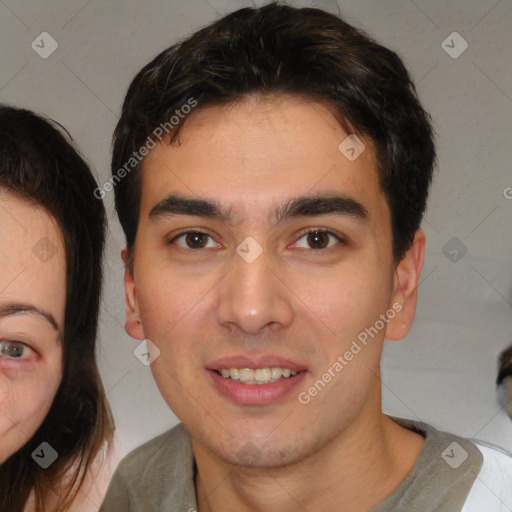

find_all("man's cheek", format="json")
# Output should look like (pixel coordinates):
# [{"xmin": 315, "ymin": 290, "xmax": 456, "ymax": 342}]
[
  {"xmin": 138, "ymin": 280, "xmax": 203, "ymax": 333},
  {"xmin": 150, "ymin": 360, "xmax": 200, "ymax": 414},
  {"xmin": 138, "ymin": 298, "xmax": 180, "ymax": 338},
  {"xmin": 150, "ymin": 343, "xmax": 190, "ymax": 382}
]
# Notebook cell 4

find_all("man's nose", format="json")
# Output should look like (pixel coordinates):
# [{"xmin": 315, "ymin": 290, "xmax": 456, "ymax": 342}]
[{"xmin": 215, "ymin": 241, "xmax": 294, "ymax": 335}]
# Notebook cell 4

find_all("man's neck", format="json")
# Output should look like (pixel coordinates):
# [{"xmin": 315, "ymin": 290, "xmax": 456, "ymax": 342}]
[{"xmin": 193, "ymin": 413, "xmax": 425, "ymax": 512}]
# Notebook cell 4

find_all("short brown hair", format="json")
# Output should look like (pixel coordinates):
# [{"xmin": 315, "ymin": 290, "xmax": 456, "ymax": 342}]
[{"xmin": 112, "ymin": 2, "xmax": 436, "ymax": 264}]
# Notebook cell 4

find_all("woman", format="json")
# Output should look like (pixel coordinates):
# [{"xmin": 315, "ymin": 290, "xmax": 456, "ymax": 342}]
[{"xmin": 0, "ymin": 105, "xmax": 114, "ymax": 511}]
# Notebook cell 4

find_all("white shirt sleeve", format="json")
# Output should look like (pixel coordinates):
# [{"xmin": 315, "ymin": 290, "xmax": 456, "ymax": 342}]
[{"xmin": 461, "ymin": 442, "xmax": 512, "ymax": 511}]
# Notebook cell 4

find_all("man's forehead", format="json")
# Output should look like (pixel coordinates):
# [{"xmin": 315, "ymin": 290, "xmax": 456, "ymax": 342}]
[
  {"xmin": 141, "ymin": 94, "xmax": 377, "ymax": 167},
  {"xmin": 138, "ymin": 96, "xmax": 383, "ymax": 224}
]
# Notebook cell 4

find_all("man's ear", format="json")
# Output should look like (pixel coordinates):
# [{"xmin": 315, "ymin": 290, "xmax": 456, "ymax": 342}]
[
  {"xmin": 121, "ymin": 247, "xmax": 145, "ymax": 340},
  {"xmin": 385, "ymin": 229, "xmax": 426, "ymax": 341}
]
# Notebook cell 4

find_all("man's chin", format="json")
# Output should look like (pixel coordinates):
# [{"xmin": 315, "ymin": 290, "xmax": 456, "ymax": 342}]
[{"xmin": 191, "ymin": 427, "xmax": 316, "ymax": 469}]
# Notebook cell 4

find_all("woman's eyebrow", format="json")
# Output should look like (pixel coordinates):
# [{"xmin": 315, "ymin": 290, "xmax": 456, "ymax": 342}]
[{"xmin": 0, "ymin": 302, "xmax": 61, "ymax": 338}]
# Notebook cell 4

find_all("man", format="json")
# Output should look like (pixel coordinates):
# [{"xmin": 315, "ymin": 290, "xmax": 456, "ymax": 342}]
[
  {"xmin": 100, "ymin": 3, "xmax": 512, "ymax": 511},
  {"xmin": 498, "ymin": 345, "xmax": 512, "ymax": 419}
]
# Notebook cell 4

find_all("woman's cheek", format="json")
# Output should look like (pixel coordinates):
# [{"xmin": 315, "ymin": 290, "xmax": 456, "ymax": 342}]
[{"xmin": 1, "ymin": 367, "xmax": 60, "ymax": 426}]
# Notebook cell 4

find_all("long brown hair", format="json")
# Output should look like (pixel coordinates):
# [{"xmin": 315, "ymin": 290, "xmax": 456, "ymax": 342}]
[{"xmin": 0, "ymin": 105, "xmax": 114, "ymax": 511}]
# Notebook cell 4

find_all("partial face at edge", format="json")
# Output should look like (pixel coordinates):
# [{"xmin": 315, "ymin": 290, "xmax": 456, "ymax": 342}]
[
  {"xmin": 124, "ymin": 94, "xmax": 422, "ymax": 467},
  {"xmin": 0, "ymin": 189, "xmax": 65, "ymax": 463}
]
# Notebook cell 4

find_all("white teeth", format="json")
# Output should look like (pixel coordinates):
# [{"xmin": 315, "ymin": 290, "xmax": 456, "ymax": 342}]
[
  {"xmin": 255, "ymin": 368, "xmax": 271, "ymax": 381},
  {"xmin": 239, "ymin": 368, "xmax": 254, "ymax": 381},
  {"xmin": 271, "ymin": 367, "xmax": 281, "ymax": 379},
  {"xmin": 218, "ymin": 367, "xmax": 299, "ymax": 384}
]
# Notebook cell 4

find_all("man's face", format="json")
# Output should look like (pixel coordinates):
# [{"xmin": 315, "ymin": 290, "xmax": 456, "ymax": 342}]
[
  {"xmin": 125, "ymin": 94, "xmax": 416, "ymax": 466},
  {"xmin": 0, "ymin": 189, "xmax": 65, "ymax": 463}
]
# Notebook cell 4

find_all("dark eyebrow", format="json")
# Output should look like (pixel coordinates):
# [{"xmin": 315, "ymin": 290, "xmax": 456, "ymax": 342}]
[
  {"xmin": 149, "ymin": 194, "xmax": 233, "ymax": 224},
  {"xmin": 149, "ymin": 193, "xmax": 368, "ymax": 225},
  {"xmin": 273, "ymin": 194, "xmax": 368, "ymax": 224},
  {"xmin": 0, "ymin": 302, "xmax": 61, "ymax": 339}
]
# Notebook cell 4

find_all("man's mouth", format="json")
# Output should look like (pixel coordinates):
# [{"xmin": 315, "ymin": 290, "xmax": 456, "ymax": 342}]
[
  {"xmin": 215, "ymin": 367, "xmax": 304, "ymax": 385},
  {"xmin": 206, "ymin": 355, "xmax": 308, "ymax": 404}
]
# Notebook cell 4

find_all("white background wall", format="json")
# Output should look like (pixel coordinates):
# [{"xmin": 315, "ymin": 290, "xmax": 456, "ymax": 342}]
[{"xmin": 1, "ymin": 0, "xmax": 511, "ymax": 464}]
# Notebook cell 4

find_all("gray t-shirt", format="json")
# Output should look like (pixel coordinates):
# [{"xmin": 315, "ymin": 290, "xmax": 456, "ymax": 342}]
[{"xmin": 99, "ymin": 417, "xmax": 485, "ymax": 512}]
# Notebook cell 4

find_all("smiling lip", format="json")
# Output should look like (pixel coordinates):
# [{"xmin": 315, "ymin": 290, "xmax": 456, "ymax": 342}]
[
  {"xmin": 206, "ymin": 355, "xmax": 307, "ymax": 372},
  {"xmin": 206, "ymin": 354, "xmax": 308, "ymax": 405},
  {"xmin": 207, "ymin": 369, "xmax": 307, "ymax": 405}
]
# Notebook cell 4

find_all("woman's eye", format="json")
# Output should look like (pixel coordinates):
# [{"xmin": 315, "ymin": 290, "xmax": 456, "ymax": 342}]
[
  {"xmin": 293, "ymin": 229, "xmax": 344, "ymax": 250},
  {"xmin": 171, "ymin": 231, "xmax": 221, "ymax": 250},
  {"xmin": 0, "ymin": 341, "xmax": 32, "ymax": 359}
]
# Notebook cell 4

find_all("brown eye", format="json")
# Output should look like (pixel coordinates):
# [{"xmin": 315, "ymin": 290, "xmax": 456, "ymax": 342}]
[
  {"xmin": 294, "ymin": 229, "xmax": 344, "ymax": 250},
  {"xmin": 307, "ymin": 231, "xmax": 330, "ymax": 249},
  {"xmin": 184, "ymin": 232, "xmax": 208, "ymax": 248},
  {"xmin": 170, "ymin": 230, "xmax": 220, "ymax": 250}
]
